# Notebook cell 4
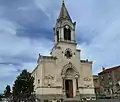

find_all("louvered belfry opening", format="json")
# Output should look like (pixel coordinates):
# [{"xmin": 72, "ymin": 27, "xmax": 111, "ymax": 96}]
[{"xmin": 64, "ymin": 26, "xmax": 71, "ymax": 41}]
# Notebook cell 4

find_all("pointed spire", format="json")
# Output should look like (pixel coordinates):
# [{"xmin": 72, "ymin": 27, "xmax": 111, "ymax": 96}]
[
  {"xmin": 57, "ymin": 1, "xmax": 72, "ymax": 22},
  {"xmin": 62, "ymin": 0, "xmax": 64, "ymax": 4}
]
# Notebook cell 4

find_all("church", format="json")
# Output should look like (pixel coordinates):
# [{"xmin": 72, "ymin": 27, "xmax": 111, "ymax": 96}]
[{"xmin": 32, "ymin": 1, "xmax": 95, "ymax": 101}]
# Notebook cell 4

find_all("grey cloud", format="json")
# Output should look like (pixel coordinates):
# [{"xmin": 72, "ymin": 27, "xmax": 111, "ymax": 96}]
[
  {"xmin": 0, "ymin": 0, "xmax": 52, "ymax": 40},
  {"xmin": 0, "ymin": 0, "xmax": 120, "ymax": 92}
]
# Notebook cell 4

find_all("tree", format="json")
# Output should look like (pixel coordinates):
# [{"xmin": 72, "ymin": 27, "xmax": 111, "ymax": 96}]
[
  {"xmin": 0, "ymin": 94, "xmax": 2, "ymax": 101},
  {"xmin": 12, "ymin": 69, "xmax": 35, "ymax": 102},
  {"xmin": 4, "ymin": 85, "xmax": 11, "ymax": 98}
]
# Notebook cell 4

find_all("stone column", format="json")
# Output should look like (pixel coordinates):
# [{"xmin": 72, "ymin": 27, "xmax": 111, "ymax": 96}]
[
  {"xmin": 76, "ymin": 78, "xmax": 79, "ymax": 96},
  {"xmin": 60, "ymin": 28, "xmax": 64, "ymax": 41},
  {"xmin": 76, "ymin": 78, "xmax": 78, "ymax": 90},
  {"xmin": 62, "ymin": 77, "xmax": 66, "ymax": 97},
  {"xmin": 62, "ymin": 78, "xmax": 65, "ymax": 90}
]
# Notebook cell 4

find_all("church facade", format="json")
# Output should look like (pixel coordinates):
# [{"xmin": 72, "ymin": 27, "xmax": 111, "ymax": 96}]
[{"xmin": 32, "ymin": 1, "xmax": 95, "ymax": 101}]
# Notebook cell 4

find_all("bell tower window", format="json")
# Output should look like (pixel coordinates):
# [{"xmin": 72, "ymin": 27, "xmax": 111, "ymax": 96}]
[
  {"xmin": 56, "ymin": 29, "xmax": 59, "ymax": 42},
  {"xmin": 64, "ymin": 25, "xmax": 71, "ymax": 41}
]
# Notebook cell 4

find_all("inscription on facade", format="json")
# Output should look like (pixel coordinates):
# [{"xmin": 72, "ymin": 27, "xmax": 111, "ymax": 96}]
[
  {"xmin": 84, "ymin": 84, "xmax": 92, "ymax": 88},
  {"xmin": 84, "ymin": 77, "xmax": 91, "ymax": 81},
  {"xmin": 44, "ymin": 75, "xmax": 55, "ymax": 86}
]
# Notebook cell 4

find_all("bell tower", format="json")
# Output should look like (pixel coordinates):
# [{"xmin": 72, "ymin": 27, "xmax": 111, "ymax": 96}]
[
  {"xmin": 54, "ymin": 1, "xmax": 76, "ymax": 45},
  {"xmin": 51, "ymin": 1, "xmax": 78, "ymax": 57}
]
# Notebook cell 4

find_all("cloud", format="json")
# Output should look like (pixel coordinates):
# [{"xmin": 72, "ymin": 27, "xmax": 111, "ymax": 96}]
[
  {"xmin": 66, "ymin": 0, "xmax": 120, "ymax": 74},
  {"xmin": 0, "ymin": 20, "xmax": 53, "ymax": 92},
  {"xmin": 80, "ymin": 19, "xmax": 120, "ymax": 73},
  {"xmin": 0, "ymin": 1, "xmax": 53, "ymax": 92},
  {"xmin": 0, "ymin": 0, "xmax": 120, "ymax": 93}
]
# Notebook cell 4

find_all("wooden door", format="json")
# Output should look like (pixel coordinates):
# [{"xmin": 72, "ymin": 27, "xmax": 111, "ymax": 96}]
[
  {"xmin": 68, "ymin": 80, "xmax": 73, "ymax": 98},
  {"xmin": 65, "ymin": 80, "xmax": 73, "ymax": 98}
]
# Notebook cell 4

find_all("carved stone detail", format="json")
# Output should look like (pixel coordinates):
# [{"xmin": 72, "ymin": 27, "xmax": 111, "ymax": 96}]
[
  {"xmin": 56, "ymin": 75, "xmax": 62, "ymax": 82},
  {"xmin": 44, "ymin": 74, "xmax": 55, "ymax": 86},
  {"xmin": 84, "ymin": 84, "xmax": 92, "ymax": 88},
  {"xmin": 83, "ymin": 77, "xmax": 91, "ymax": 81},
  {"xmin": 61, "ymin": 62, "xmax": 79, "ymax": 77}
]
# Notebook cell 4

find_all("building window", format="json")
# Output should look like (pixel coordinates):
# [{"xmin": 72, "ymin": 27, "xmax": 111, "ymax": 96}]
[
  {"xmin": 109, "ymin": 82, "xmax": 112, "ymax": 85},
  {"xmin": 38, "ymin": 79, "xmax": 40, "ymax": 84},
  {"xmin": 101, "ymin": 76, "xmax": 104, "ymax": 80},
  {"xmin": 87, "ymin": 97, "xmax": 90, "ymax": 100},
  {"xmin": 48, "ymin": 84, "xmax": 50, "ymax": 87},
  {"xmin": 92, "ymin": 97, "xmax": 95, "ymax": 100},
  {"xmin": 64, "ymin": 25, "xmax": 71, "ymax": 41},
  {"xmin": 56, "ymin": 30, "xmax": 59, "ymax": 42},
  {"xmin": 94, "ymin": 79, "xmax": 98, "ymax": 83},
  {"xmin": 108, "ymin": 74, "xmax": 111, "ymax": 79}
]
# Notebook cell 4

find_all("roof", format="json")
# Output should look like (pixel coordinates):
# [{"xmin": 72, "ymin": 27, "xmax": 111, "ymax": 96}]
[
  {"xmin": 98, "ymin": 65, "xmax": 120, "ymax": 75},
  {"xmin": 80, "ymin": 60, "xmax": 92, "ymax": 64},
  {"xmin": 93, "ymin": 75, "xmax": 99, "ymax": 80},
  {"xmin": 93, "ymin": 75, "xmax": 99, "ymax": 77},
  {"xmin": 57, "ymin": 1, "xmax": 72, "ymax": 22}
]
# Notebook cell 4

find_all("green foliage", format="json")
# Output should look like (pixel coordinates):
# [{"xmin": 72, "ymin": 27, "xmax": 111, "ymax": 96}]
[
  {"xmin": 116, "ymin": 83, "xmax": 120, "ymax": 87},
  {"xmin": 4, "ymin": 85, "xmax": 11, "ymax": 98},
  {"xmin": 0, "ymin": 94, "xmax": 2, "ymax": 101},
  {"xmin": 12, "ymin": 69, "xmax": 34, "ymax": 101}
]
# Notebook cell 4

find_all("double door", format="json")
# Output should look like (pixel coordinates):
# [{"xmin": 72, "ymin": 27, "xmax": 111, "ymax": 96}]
[{"xmin": 65, "ymin": 80, "xmax": 73, "ymax": 98}]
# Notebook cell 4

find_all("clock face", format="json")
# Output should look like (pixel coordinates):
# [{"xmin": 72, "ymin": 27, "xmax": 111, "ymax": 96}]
[{"xmin": 65, "ymin": 48, "xmax": 72, "ymax": 59}]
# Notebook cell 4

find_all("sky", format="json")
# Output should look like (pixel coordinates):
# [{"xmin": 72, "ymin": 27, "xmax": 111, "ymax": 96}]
[{"xmin": 0, "ymin": 0, "xmax": 120, "ymax": 93}]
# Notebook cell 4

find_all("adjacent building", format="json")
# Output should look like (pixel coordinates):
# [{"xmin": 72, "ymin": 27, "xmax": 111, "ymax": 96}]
[
  {"xmin": 93, "ymin": 75, "xmax": 100, "ymax": 97},
  {"xmin": 98, "ymin": 66, "xmax": 120, "ymax": 97},
  {"xmin": 32, "ymin": 1, "xmax": 95, "ymax": 101}
]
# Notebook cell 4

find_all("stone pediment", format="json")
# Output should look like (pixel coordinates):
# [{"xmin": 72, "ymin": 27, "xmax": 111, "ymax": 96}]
[
  {"xmin": 37, "ymin": 54, "xmax": 57, "ymax": 63},
  {"xmin": 61, "ymin": 62, "xmax": 79, "ymax": 78}
]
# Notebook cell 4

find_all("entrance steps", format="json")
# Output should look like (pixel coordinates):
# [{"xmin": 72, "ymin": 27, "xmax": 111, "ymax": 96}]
[
  {"xmin": 63, "ymin": 99, "xmax": 120, "ymax": 102},
  {"xmin": 64, "ymin": 98, "xmax": 80, "ymax": 102}
]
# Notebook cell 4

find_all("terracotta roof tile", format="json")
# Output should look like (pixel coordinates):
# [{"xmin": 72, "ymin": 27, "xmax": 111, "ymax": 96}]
[{"xmin": 98, "ymin": 65, "xmax": 120, "ymax": 75}]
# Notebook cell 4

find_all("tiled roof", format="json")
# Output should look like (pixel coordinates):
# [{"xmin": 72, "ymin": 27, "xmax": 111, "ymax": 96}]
[
  {"xmin": 98, "ymin": 65, "xmax": 120, "ymax": 75},
  {"xmin": 93, "ymin": 75, "xmax": 99, "ymax": 79}
]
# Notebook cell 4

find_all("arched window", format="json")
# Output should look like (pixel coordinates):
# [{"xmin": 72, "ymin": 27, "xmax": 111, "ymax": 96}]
[
  {"xmin": 38, "ymin": 79, "xmax": 40, "ymax": 84},
  {"xmin": 64, "ymin": 25, "xmax": 71, "ymax": 41},
  {"xmin": 56, "ymin": 30, "xmax": 59, "ymax": 42}
]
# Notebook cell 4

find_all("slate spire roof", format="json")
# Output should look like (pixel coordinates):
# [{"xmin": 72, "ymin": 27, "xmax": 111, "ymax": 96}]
[{"xmin": 57, "ymin": 1, "xmax": 72, "ymax": 22}]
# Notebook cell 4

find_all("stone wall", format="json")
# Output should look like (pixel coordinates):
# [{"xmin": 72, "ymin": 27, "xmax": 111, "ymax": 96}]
[
  {"xmin": 87, "ymin": 99, "xmax": 120, "ymax": 102},
  {"xmin": 64, "ymin": 99, "xmax": 120, "ymax": 102}
]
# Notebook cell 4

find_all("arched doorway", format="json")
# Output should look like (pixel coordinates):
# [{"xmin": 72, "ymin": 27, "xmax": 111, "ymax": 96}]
[
  {"xmin": 61, "ymin": 62, "xmax": 79, "ymax": 98},
  {"xmin": 65, "ymin": 68, "xmax": 75, "ymax": 98}
]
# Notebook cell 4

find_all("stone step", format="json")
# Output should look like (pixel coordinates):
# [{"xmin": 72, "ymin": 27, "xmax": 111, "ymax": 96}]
[
  {"xmin": 64, "ymin": 100, "xmax": 80, "ymax": 102},
  {"xmin": 64, "ymin": 99, "xmax": 120, "ymax": 102},
  {"xmin": 64, "ymin": 98, "xmax": 80, "ymax": 102}
]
